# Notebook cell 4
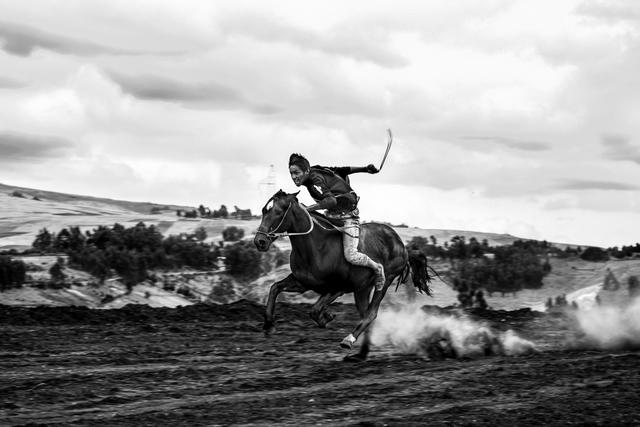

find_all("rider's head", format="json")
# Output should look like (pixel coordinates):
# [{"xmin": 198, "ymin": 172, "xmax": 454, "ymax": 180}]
[{"xmin": 289, "ymin": 153, "xmax": 310, "ymax": 187}]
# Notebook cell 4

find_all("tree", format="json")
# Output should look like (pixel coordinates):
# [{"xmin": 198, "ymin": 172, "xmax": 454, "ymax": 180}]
[
  {"xmin": 76, "ymin": 248, "xmax": 109, "ymax": 283},
  {"xmin": 222, "ymin": 226, "xmax": 245, "ymax": 242},
  {"xmin": 580, "ymin": 246, "xmax": 609, "ymax": 262},
  {"xmin": 224, "ymin": 240, "xmax": 261, "ymax": 279},
  {"xmin": 52, "ymin": 226, "xmax": 86, "ymax": 252},
  {"xmin": 53, "ymin": 228, "xmax": 72, "ymax": 251},
  {"xmin": 448, "ymin": 235, "xmax": 468, "ymax": 260},
  {"xmin": 194, "ymin": 226, "xmax": 207, "ymax": 242},
  {"xmin": 67, "ymin": 226, "xmax": 86, "ymax": 252},
  {"xmin": 49, "ymin": 257, "xmax": 66, "ymax": 284},
  {"xmin": 33, "ymin": 222, "xmax": 219, "ymax": 287},
  {"xmin": 0, "ymin": 256, "xmax": 26, "ymax": 291},
  {"xmin": 122, "ymin": 222, "xmax": 163, "ymax": 252},
  {"xmin": 213, "ymin": 205, "xmax": 228, "ymax": 219},
  {"xmin": 451, "ymin": 241, "xmax": 548, "ymax": 299},
  {"xmin": 33, "ymin": 228, "xmax": 53, "ymax": 252},
  {"xmin": 407, "ymin": 236, "xmax": 429, "ymax": 253},
  {"xmin": 86, "ymin": 225, "xmax": 122, "ymax": 250},
  {"xmin": 468, "ymin": 237, "xmax": 484, "ymax": 258}
]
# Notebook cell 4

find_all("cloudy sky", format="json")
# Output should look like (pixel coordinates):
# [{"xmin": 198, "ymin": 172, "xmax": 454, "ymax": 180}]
[{"xmin": 1, "ymin": 0, "xmax": 639, "ymax": 247}]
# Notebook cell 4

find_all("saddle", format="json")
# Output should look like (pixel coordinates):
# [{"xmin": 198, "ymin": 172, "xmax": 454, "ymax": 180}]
[{"xmin": 309, "ymin": 211, "xmax": 345, "ymax": 229}]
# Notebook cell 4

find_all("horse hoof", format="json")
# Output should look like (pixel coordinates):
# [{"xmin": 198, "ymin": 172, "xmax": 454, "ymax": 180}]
[
  {"xmin": 340, "ymin": 334, "xmax": 356, "ymax": 349},
  {"xmin": 263, "ymin": 323, "xmax": 276, "ymax": 336},
  {"xmin": 316, "ymin": 312, "xmax": 335, "ymax": 328}
]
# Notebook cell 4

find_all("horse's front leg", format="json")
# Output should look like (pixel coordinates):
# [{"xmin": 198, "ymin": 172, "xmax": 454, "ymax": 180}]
[
  {"xmin": 264, "ymin": 274, "xmax": 306, "ymax": 335},
  {"xmin": 310, "ymin": 291, "xmax": 343, "ymax": 328}
]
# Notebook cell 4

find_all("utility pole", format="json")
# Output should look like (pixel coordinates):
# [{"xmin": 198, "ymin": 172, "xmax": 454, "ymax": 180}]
[{"xmin": 259, "ymin": 164, "xmax": 277, "ymax": 197}]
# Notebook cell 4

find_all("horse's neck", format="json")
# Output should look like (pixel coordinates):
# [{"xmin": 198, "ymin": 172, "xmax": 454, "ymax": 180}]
[{"xmin": 288, "ymin": 208, "xmax": 324, "ymax": 259}]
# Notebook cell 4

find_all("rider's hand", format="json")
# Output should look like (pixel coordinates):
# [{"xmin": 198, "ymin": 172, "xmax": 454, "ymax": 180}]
[{"xmin": 366, "ymin": 164, "xmax": 379, "ymax": 174}]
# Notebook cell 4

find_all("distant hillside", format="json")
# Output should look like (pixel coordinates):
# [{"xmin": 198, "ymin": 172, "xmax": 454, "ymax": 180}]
[
  {"xmin": 2, "ymin": 183, "xmax": 638, "ymax": 311},
  {"xmin": 0, "ymin": 183, "xmax": 190, "ymax": 214},
  {"xmin": 0, "ymin": 182, "xmax": 566, "ymax": 251},
  {"xmin": 0, "ymin": 183, "xmax": 257, "ymax": 251},
  {"xmin": 392, "ymin": 227, "xmax": 528, "ymax": 249}
]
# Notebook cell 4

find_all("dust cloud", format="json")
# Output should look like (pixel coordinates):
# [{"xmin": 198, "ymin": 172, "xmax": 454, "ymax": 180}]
[
  {"xmin": 572, "ymin": 297, "xmax": 640, "ymax": 350},
  {"xmin": 371, "ymin": 305, "xmax": 536, "ymax": 359}
]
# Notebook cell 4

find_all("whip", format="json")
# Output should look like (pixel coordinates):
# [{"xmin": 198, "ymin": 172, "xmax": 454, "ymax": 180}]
[{"xmin": 379, "ymin": 128, "xmax": 393, "ymax": 171}]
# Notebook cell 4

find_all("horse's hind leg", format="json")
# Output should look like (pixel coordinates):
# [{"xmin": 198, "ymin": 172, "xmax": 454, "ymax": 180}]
[
  {"xmin": 264, "ymin": 274, "xmax": 306, "ymax": 335},
  {"xmin": 310, "ymin": 291, "xmax": 343, "ymax": 328},
  {"xmin": 341, "ymin": 280, "xmax": 393, "ymax": 351},
  {"xmin": 343, "ymin": 288, "xmax": 374, "ymax": 362}
]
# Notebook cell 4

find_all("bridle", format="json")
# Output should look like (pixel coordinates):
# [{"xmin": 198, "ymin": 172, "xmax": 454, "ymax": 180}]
[{"xmin": 255, "ymin": 200, "xmax": 314, "ymax": 239}]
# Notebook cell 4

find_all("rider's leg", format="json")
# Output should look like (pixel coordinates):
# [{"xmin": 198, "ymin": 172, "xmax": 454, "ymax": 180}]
[{"xmin": 342, "ymin": 217, "xmax": 385, "ymax": 290}]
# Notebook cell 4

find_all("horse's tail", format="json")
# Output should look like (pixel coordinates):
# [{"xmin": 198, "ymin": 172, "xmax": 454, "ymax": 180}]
[{"xmin": 399, "ymin": 251, "xmax": 434, "ymax": 296}]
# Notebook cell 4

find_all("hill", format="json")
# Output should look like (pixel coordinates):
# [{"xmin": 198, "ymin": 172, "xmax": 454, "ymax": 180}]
[
  {"xmin": 1, "ymin": 183, "xmax": 638, "ymax": 312},
  {"xmin": 0, "ymin": 183, "xmax": 257, "ymax": 251},
  {"xmin": 0, "ymin": 182, "xmax": 190, "ymax": 215},
  {"xmin": 0, "ymin": 182, "xmax": 536, "ymax": 252}
]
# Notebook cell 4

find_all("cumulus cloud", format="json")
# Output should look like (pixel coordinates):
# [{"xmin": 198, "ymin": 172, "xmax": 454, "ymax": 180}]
[
  {"xmin": 0, "ymin": 131, "xmax": 73, "ymax": 161},
  {"xmin": 0, "ymin": 76, "xmax": 24, "ymax": 88},
  {"xmin": 107, "ymin": 71, "xmax": 279, "ymax": 113},
  {"xmin": 220, "ymin": 11, "xmax": 408, "ymax": 68},
  {"xmin": 0, "ymin": 20, "xmax": 146, "ymax": 57},
  {"xmin": 461, "ymin": 136, "xmax": 551, "ymax": 151},
  {"xmin": 577, "ymin": 0, "xmax": 640, "ymax": 23},
  {"xmin": 601, "ymin": 135, "xmax": 640, "ymax": 165},
  {"xmin": 554, "ymin": 179, "xmax": 639, "ymax": 191},
  {"xmin": 1, "ymin": 2, "xmax": 640, "ymax": 247}
]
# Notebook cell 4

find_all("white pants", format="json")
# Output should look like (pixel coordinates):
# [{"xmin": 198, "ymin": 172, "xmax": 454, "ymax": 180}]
[{"xmin": 342, "ymin": 217, "xmax": 379, "ymax": 270}]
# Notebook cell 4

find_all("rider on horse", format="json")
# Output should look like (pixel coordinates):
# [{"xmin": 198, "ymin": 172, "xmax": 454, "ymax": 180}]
[{"xmin": 288, "ymin": 153, "xmax": 386, "ymax": 289}]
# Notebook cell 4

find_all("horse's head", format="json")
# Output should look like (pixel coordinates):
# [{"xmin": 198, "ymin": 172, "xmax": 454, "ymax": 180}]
[{"xmin": 254, "ymin": 190, "xmax": 299, "ymax": 252}]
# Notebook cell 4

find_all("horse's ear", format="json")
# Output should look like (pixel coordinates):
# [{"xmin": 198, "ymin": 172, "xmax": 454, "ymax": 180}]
[{"xmin": 291, "ymin": 191, "xmax": 300, "ymax": 198}]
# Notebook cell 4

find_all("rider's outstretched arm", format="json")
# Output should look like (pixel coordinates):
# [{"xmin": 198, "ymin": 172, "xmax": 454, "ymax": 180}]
[{"xmin": 330, "ymin": 165, "xmax": 379, "ymax": 175}]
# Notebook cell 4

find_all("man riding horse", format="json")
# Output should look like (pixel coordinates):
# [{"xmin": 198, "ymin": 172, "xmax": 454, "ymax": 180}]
[{"xmin": 288, "ymin": 153, "xmax": 386, "ymax": 290}]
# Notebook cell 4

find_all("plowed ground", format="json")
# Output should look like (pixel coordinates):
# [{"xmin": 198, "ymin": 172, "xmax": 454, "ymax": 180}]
[{"xmin": 1, "ymin": 301, "xmax": 639, "ymax": 426}]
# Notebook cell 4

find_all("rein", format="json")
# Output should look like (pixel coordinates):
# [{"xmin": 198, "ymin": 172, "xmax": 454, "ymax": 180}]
[
  {"xmin": 309, "ymin": 215, "xmax": 357, "ymax": 238},
  {"xmin": 256, "ymin": 201, "xmax": 315, "ymax": 239}
]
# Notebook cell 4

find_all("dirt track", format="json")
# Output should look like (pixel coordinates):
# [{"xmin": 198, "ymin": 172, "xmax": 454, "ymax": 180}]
[{"xmin": 1, "ymin": 302, "xmax": 639, "ymax": 426}]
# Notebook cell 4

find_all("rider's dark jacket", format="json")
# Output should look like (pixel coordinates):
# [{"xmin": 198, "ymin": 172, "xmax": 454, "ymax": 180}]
[{"xmin": 302, "ymin": 166, "xmax": 359, "ymax": 215}]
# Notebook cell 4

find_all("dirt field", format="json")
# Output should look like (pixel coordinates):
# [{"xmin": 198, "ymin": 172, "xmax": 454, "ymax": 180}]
[{"xmin": 1, "ymin": 301, "xmax": 639, "ymax": 426}]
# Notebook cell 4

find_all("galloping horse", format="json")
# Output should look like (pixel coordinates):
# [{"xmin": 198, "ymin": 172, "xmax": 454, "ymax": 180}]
[{"xmin": 254, "ymin": 190, "xmax": 432, "ymax": 361}]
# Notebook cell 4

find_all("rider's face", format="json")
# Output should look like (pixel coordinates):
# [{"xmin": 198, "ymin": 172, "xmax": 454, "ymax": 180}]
[{"xmin": 289, "ymin": 165, "xmax": 308, "ymax": 187}]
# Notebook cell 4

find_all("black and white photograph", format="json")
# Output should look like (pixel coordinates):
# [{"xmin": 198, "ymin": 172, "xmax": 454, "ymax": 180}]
[{"xmin": 1, "ymin": 0, "xmax": 640, "ymax": 425}]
